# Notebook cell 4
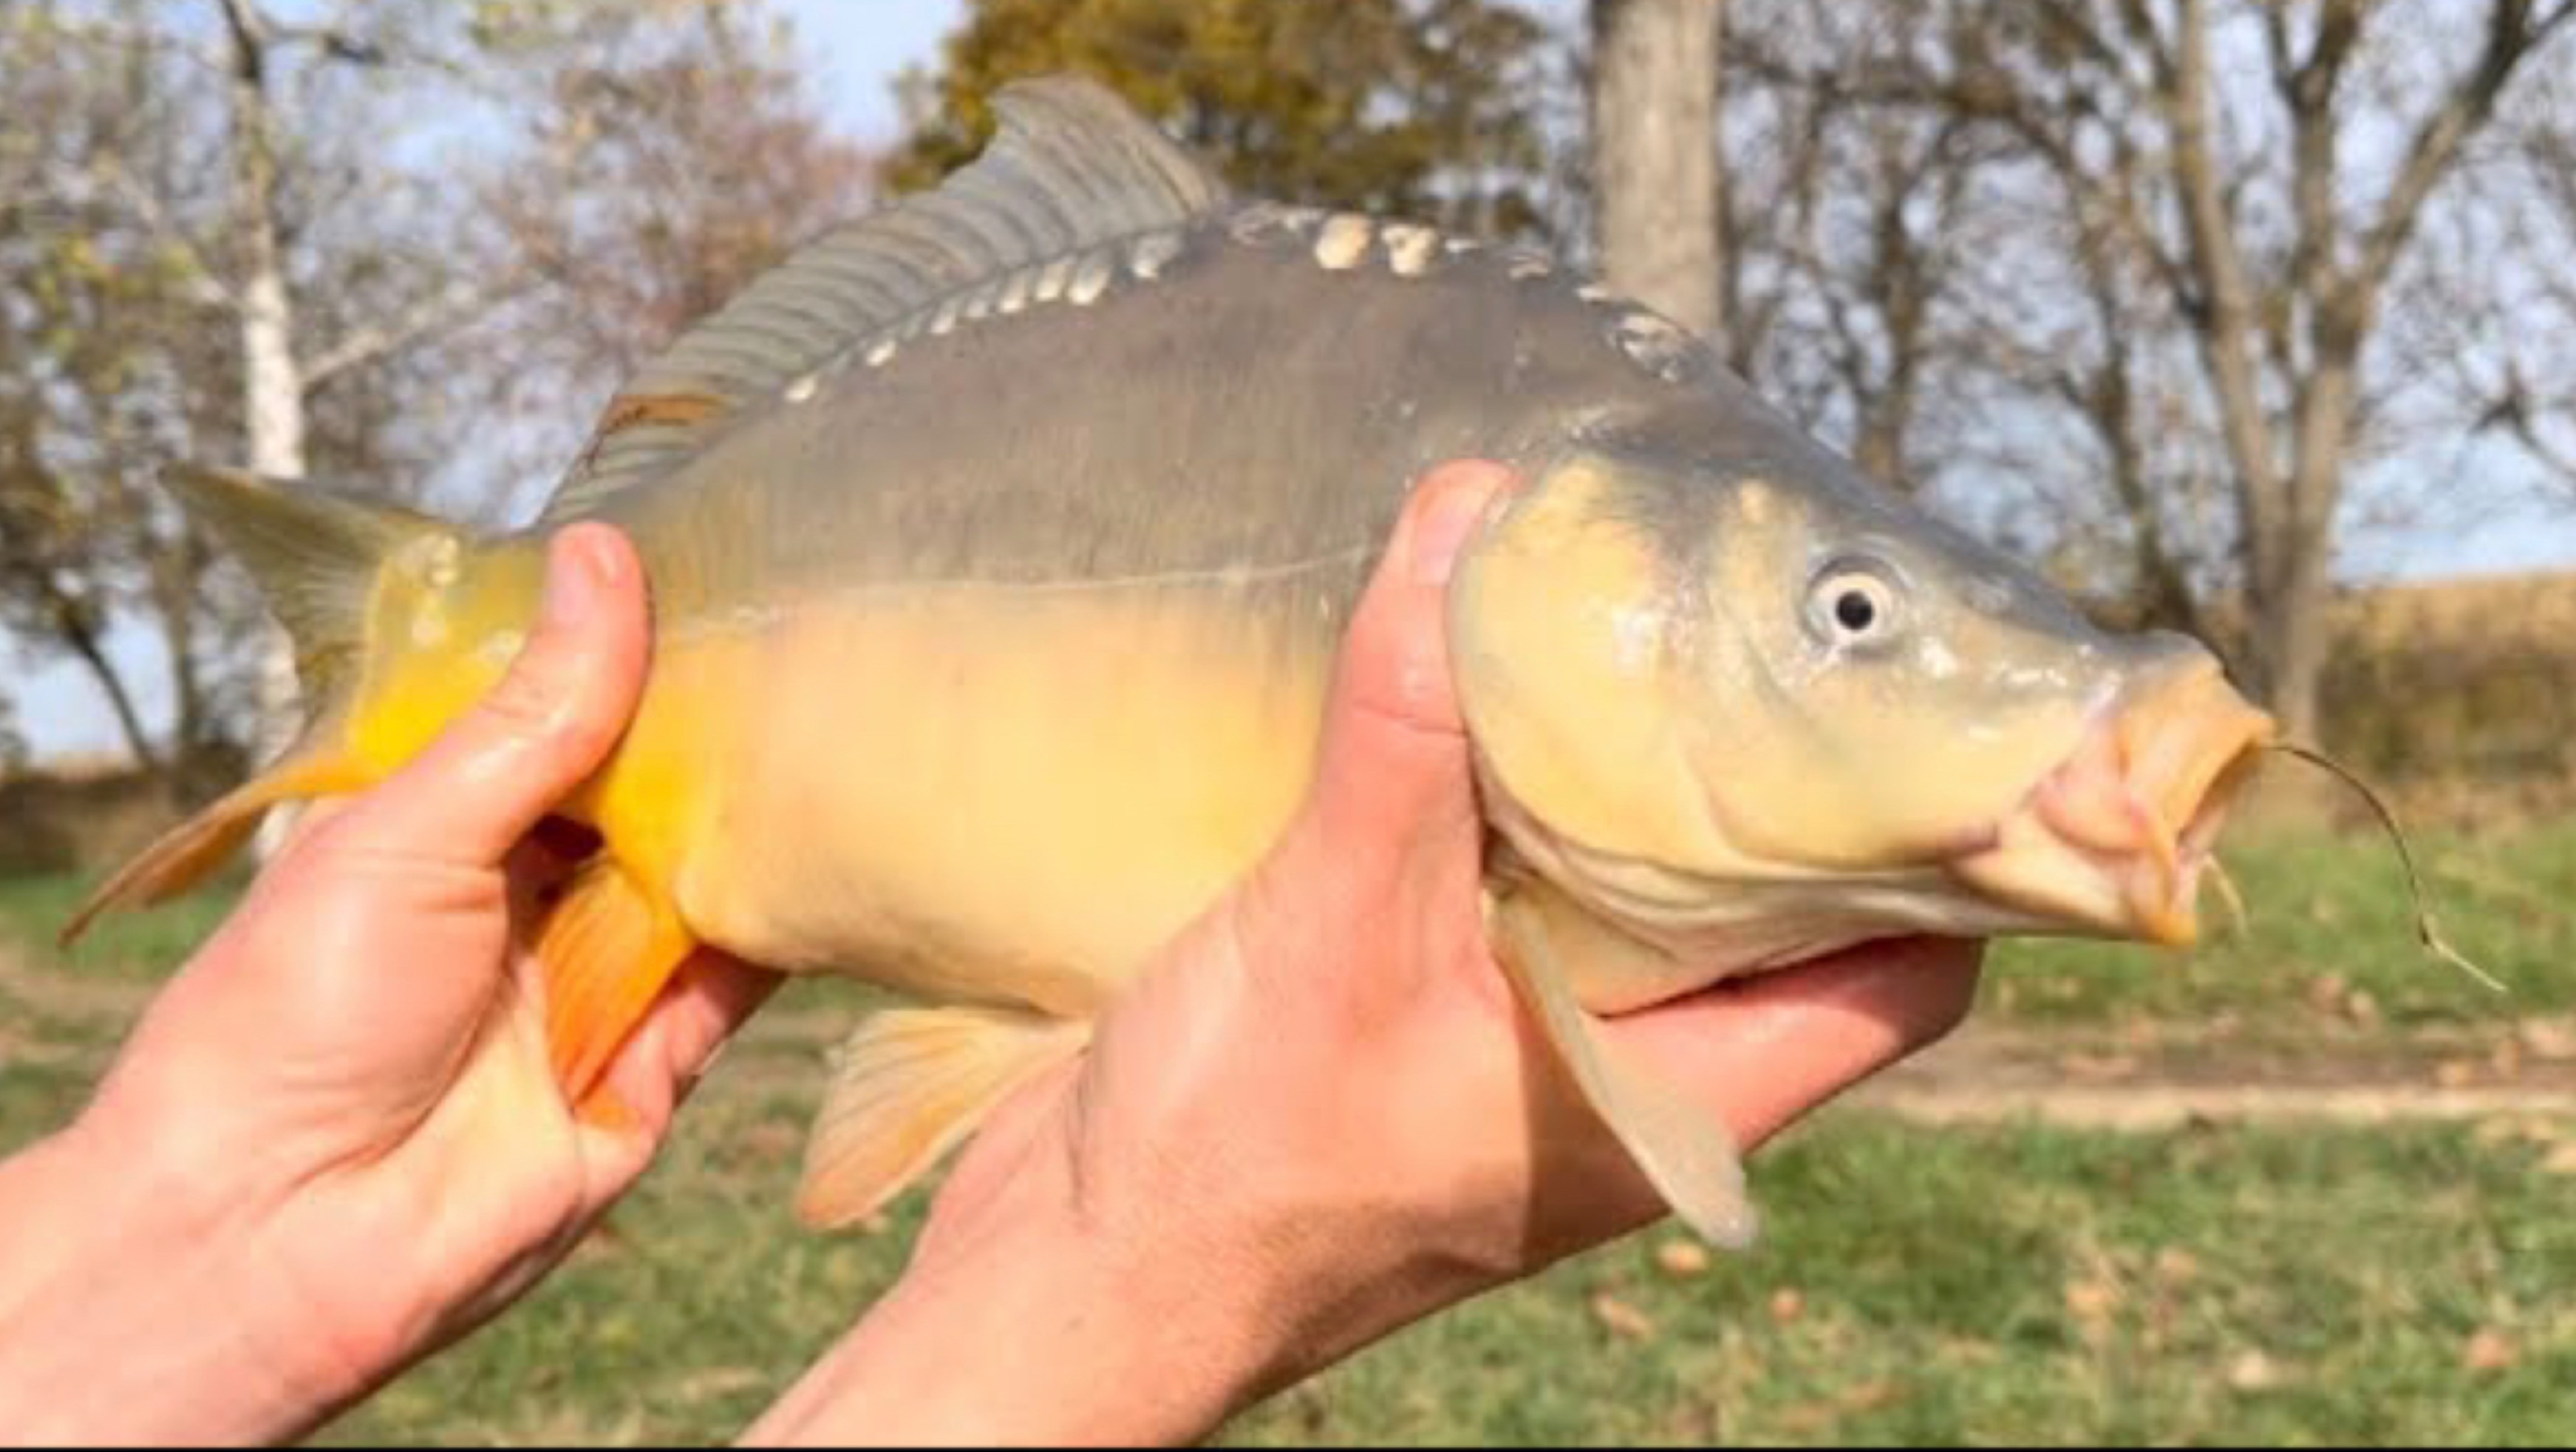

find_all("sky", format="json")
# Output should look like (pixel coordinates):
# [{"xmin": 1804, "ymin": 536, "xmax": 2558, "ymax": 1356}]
[
  {"xmin": 772, "ymin": 0, "xmax": 966, "ymax": 146},
  {"xmin": 10, "ymin": 1, "xmax": 2575, "ymax": 763}
]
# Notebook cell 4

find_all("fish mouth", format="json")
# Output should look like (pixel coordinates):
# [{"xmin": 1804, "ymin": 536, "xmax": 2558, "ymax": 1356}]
[{"xmin": 1949, "ymin": 658, "xmax": 2277, "ymax": 947}]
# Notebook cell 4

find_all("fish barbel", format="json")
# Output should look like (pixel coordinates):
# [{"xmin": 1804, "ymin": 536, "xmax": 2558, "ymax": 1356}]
[{"xmin": 65, "ymin": 75, "xmax": 2276, "ymax": 1247}]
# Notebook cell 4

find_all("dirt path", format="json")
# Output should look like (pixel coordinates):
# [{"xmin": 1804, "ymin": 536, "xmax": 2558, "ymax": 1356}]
[{"xmin": 1847, "ymin": 1019, "xmax": 2576, "ymax": 1128}]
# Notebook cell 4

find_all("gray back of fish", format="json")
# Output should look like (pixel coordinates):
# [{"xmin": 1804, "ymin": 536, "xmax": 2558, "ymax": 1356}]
[{"xmin": 527, "ymin": 75, "xmax": 1868, "ymax": 634}]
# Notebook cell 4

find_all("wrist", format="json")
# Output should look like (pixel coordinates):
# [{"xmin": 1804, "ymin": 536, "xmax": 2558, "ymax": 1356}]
[
  {"xmin": 746, "ymin": 1173, "xmax": 1524, "ymax": 1448},
  {"xmin": 0, "ymin": 1107, "xmax": 367, "ymax": 1445},
  {"xmin": 748, "ymin": 1209, "xmax": 1294, "ymax": 1447}
]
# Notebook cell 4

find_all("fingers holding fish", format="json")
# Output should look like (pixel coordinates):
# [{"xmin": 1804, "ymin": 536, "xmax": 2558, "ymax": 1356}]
[
  {"xmin": 589, "ymin": 947, "xmax": 785, "ymax": 1137},
  {"xmin": 349, "ymin": 523, "xmax": 650, "ymax": 875},
  {"xmin": 1299, "ymin": 459, "xmax": 1519, "ymax": 848},
  {"xmin": 1602, "ymin": 935, "xmax": 1986, "ymax": 1159}
]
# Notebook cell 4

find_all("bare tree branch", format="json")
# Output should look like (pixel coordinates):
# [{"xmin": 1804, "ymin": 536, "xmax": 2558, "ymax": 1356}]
[
  {"xmin": 2112, "ymin": 0, "xmax": 2177, "ymax": 87},
  {"xmin": 79, "ymin": 152, "xmax": 236, "ymax": 310},
  {"xmin": 2476, "ymin": 363, "xmax": 2576, "ymax": 493},
  {"xmin": 2283, "ymin": 0, "xmax": 2362, "ymax": 312},
  {"xmin": 23, "ymin": 11, "xmax": 226, "ymax": 72},
  {"xmin": 2354, "ymin": 0, "xmax": 2573, "ymax": 303},
  {"xmin": 2165, "ymin": 0, "xmax": 2283, "ymax": 533},
  {"xmin": 302, "ymin": 274, "xmax": 526, "ymax": 392},
  {"xmin": 216, "ymin": 0, "xmax": 266, "ymax": 78},
  {"xmin": 2029, "ymin": 0, "xmax": 2136, "ymax": 87}
]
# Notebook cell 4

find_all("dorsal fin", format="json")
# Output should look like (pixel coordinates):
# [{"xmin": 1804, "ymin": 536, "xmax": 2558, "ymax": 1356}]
[{"xmin": 537, "ymin": 74, "xmax": 1234, "ymax": 524}]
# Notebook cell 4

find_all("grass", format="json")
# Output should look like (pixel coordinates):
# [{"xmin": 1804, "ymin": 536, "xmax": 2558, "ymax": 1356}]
[
  {"xmin": 13, "ymin": 1040, "xmax": 2556, "ymax": 1445},
  {"xmin": 1977, "ymin": 817, "xmax": 2576, "ymax": 1035},
  {"xmin": 1218, "ymin": 1116, "xmax": 2576, "ymax": 1447},
  {"xmin": 1, "ymin": 821, "xmax": 2571, "ymax": 1445},
  {"xmin": 0, "ymin": 866, "xmax": 252, "ymax": 986},
  {"xmin": 349, "ymin": 1115, "xmax": 2569, "ymax": 1447}
]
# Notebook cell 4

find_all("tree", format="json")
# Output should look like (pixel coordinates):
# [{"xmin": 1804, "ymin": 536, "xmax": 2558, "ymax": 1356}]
[
  {"xmin": 0, "ymin": 0, "xmax": 253, "ymax": 783},
  {"xmin": 202, "ymin": 0, "xmax": 555, "ymax": 844},
  {"xmin": 886, "ymin": 0, "xmax": 1561, "ymax": 242},
  {"xmin": 1718, "ymin": 4, "xmax": 2020, "ymax": 497},
  {"xmin": 1588, "ymin": 0, "xmax": 1723, "ymax": 341},
  {"xmin": 2456, "ymin": 59, "xmax": 2576, "ymax": 500},
  {"xmin": 0, "ymin": 0, "xmax": 868, "ymax": 800},
  {"xmin": 0, "ymin": 0, "xmax": 544, "ymax": 801},
  {"xmin": 473, "ymin": 0, "xmax": 877, "ymax": 517},
  {"xmin": 0, "ymin": 693, "xmax": 24, "ymax": 779},
  {"xmin": 1811, "ymin": 0, "xmax": 2576, "ymax": 743}
]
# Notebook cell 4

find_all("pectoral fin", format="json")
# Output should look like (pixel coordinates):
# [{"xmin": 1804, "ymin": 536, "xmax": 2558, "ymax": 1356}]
[
  {"xmin": 797, "ymin": 1006, "xmax": 1092, "ymax": 1230},
  {"xmin": 1487, "ymin": 887, "xmax": 1759, "ymax": 1250}
]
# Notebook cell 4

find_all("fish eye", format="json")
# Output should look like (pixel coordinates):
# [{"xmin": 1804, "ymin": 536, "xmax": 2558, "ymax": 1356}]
[{"xmin": 1807, "ymin": 562, "xmax": 1906, "ymax": 651}]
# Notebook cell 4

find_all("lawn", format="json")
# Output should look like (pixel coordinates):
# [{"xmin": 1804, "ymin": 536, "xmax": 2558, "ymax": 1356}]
[
  {"xmin": 1977, "ymin": 817, "xmax": 2576, "ymax": 1035},
  {"xmin": 1, "ymin": 819, "xmax": 2569, "ymax": 1445}
]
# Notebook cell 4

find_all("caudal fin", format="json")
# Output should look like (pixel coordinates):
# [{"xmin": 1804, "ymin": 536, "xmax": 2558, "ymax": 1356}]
[
  {"xmin": 161, "ymin": 463, "xmax": 455, "ymax": 712},
  {"xmin": 58, "ymin": 749, "xmax": 371, "ymax": 947},
  {"xmin": 58, "ymin": 463, "xmax": 457, "ymax": 947}
]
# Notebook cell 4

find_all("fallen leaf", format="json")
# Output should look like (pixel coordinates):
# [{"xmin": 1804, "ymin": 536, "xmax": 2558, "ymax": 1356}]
[
  {"xmin": 2065, "ymin": 1279, "xmax": 2120, "ymax": 1320},
  {"xmin": 2306, "ymin": 974, "xmax": 2350, "ymax": 1015},
  {"xmin": 2519, "ymin": 1018, "xmax": 2576, "ymax": 1063},
  {"xmin": 2464, "ymin": 1329, "xmax": 2520, "ymax": 1374},
  {"xmin": 2154, "ymin": 1248, "xmax": 2201, "ymax": 1286},
  {"xmin": 1591, "ymin": 1292, "xmax": 1655, "ymax": 1341},
  {"xmin": 672, "ymin": 1368, "xmax": 770, "ymax": 1403},
  {"xmin": 2227, "ymin": 1350, "xmax": 2283, "ymax": 1393},
  {"xmin": 1657, "ymin": 1240, "xmax": 1711, "ymax": 1278},
  {"xmin": 740, "ymin": 1120, "xmax": 803, "ymax": 1164},
  {"xmin": 1769, "ymin": 1287, "xmax": 1806, "ymax": 1325},
  {"xmin": 1776, "ymin": 1380, "xmax": 1902, "ymax": 1435}
]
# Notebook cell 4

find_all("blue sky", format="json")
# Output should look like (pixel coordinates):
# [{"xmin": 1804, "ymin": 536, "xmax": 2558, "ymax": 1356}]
[
  {"xmin": 773, "ymin": 0, "xmax": 964, "ymax": 145},
  {"xmin": 9, "ymin": 1, "xmax": 2573, "ymax": 762}
]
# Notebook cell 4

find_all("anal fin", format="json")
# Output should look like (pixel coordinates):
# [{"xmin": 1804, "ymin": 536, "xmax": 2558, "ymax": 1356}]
[
  {"xmin": 534, "ymin": 859, "xmax": 696, "ymax": 1125},
  {"xmin": 1488, "ymin": 885, "xmax": 1759, "ymax": 1250},
  {"xmin": 796, "ymin": 1006, "xmax": 1091, "ymax": 1231}
]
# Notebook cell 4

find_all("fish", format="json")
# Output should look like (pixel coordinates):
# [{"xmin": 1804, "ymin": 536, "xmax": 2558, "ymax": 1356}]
[{"xmin": 61, "ymin": 74, "xmax": 2276, "ymax": 1248}]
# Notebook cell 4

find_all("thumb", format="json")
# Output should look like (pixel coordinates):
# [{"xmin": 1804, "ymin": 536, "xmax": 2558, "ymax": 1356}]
[
  {"xmin": 1298, "ymin": 459, "xmax": 1518, "ymax": 848},
  {"xmin": 347, "ymin": 523, "xmax": 651, "ymax": 868}
]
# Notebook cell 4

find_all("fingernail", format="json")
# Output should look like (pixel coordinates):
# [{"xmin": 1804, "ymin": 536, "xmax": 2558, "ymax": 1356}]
[
  {"xmin": 1408, "ymin": 475, "xmax": 1502, "ymax": 586},
  {"xmin": 541, "ymin": 528, "xmax": 610, "ymax": 630}
]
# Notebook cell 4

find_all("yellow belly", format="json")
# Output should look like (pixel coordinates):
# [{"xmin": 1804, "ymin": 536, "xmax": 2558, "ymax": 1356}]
[{"xmin": 590, "ymin": 583, "xmax": 1338, "ymax": 1015}]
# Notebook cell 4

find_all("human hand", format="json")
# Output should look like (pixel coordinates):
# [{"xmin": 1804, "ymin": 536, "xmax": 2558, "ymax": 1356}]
[
  {"xmin": 745, "ymin": 462, "xmax": 1983, "ymax": 1447},
  {"xmin": 0, "ymin": 525, "xmax": 776, "ymax": 1446}
]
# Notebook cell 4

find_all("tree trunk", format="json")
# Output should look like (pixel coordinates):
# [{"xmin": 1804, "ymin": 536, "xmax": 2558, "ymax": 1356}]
[
  {"xmin": 148, "ymin": 534, "xmax": 211, "ymax": 771},
  {"xmin": 1852, "ymin": 414, "xmax": 1904, "ymax": 487},
  {"xmin": 53, "ymin": 603, "xmax": 163, "ymax": 776},
  {"xmin": 223, "ymin": 0, "xmax": 310, "ymax": 856},
  {"xmin": 2246, "ymin": 544, "xmax": 2331, "ymax": 747},
  {"xmin": 1590, "ymin": 0, "xmax": 1724, "ymax": 342}
]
